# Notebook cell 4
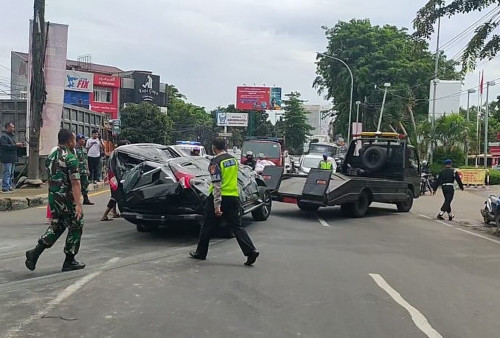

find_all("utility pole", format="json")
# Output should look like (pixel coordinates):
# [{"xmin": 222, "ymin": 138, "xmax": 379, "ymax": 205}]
[
  {"xmin": 430, "ymin": 3, "xmax": 442, "ymax": 164},
  {"xmin": 484, "ymin": 81, "xmax": 496, "ymax": 168},
  {"xmin": 377, "ymin": 83, "xmax": 391, "ymax": 132},
  {"xmin": 28, "ymin": 0, "xmax": 46, "ymax": 181},
  {"xmin": 465, "ymin": 88, "xmax": 475, "ymax": 166}
]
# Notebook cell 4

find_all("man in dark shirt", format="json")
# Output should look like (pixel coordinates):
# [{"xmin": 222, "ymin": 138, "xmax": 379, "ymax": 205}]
[
  {"xmin": 432, "ymin": 159, "xmax": 464, "ymax": 220},
  {"xmin": 0, "ymin": 122, "xmax": 24, "ymax": 193}
]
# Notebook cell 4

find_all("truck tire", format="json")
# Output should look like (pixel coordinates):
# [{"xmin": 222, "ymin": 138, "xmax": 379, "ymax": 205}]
[
  {"xmin": 351, "ymin": 191, "xmax": 370, "ymax": 218},
  {"xmin": 396, "ymin": 189, "xmax": 414, "ymax": 212},
  {"xmin": 297, "ymin": 201, "xmax": 320, "ymax": 212},
  {"xmin": 362, "ymin": 146, "xmax": 387, "ymax": 172},
  {"xmin": 252, "ymin": 189, "xmax": 272, "ymax": 221}
]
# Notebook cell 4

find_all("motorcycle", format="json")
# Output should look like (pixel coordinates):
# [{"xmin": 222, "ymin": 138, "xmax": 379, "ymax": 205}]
[
  {"xmin": 420, "ymin": 172, "xmax": 434, "ymax": 196},
  {"xmin": 480, "ymin": 194, "xmax": 500, "ymax": 226}
]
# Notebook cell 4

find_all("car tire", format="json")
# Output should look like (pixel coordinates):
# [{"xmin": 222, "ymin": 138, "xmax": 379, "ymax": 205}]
[
  {"xmin": 495, "ymin": 213, "xmax": 500, "ymax": 227},
  {"xmin": 361, "ymin": 146, "xmax": 387, "ymax": 172},
  {"xmin": 351, "ymin": 191, "xmax": 370, "ymax": 218},
  {"xmin": 297, "ymin": 201, "xmax": 320, "ymax": 212},
  {"xmin": 396, "ymin": 189, "xmax": 414, "ymax": 212},
  {"xmin": 252, "ymin": 188, "xmax": 272, "ymax": 221}
]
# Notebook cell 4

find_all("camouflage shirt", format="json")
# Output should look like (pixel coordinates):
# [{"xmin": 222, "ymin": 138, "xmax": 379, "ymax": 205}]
[
  {"xmin": 46, "ymin": 146, "xmax": 80, "ymax": 211},
  {"xmin": 75, "ymin": 146, "xmax": 88, "ymax": 175}
]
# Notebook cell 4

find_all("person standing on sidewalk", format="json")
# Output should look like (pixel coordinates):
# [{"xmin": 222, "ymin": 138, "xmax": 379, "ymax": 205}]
[
  {"xmin": 190, "ymin": 137, "xmax": 259, "ymax": 266},
  {"xmin": 0, "ymin": 122, "xmax": 24, "ymax": 193},
  {"xmin": 432, "ymin": 159, "xmax": 464, "ymax": 221},
  {"xmin": 86, "ymin": 130, "xmax": 102, "ymax": 183},
  {"xmin": 25, "ymin": 129, "xmax": 85, "ymax": 272},
  {"xmin": 76, "ymin": 134, "xmax": 94, "ymax": 205}
]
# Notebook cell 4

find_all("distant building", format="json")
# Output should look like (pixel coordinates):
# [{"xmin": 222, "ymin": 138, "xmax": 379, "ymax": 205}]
[
  {"xmin": 303, "ymin": 104, "xmax": 333, "ymax": 137},
  {"xmin": 428, "ymin": 80, "xmax": 462, "ymax": 120}
]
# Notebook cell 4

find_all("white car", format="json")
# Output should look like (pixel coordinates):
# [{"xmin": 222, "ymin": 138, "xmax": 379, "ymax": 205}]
[{"xmin": 297, "ymin": 154, "xmax": 337, "ymax": 174}]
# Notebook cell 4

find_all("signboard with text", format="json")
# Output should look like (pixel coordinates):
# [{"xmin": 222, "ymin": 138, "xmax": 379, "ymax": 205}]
[
  {"xmin": 217, "ymin": 112, "xmax": 249, "ymax": 127},
  {"xmin": 65, "ymin": 70, "xmax": 93, "ymax": 92},
  {"xmin": 236, "ymin": 86, "xmax": 271, "ymax": 111},
  {"xmin": 94, "ymin": 73, "xmax": 120, "ymax": 88},
  {"xmin": 270, "ymin": 87, "xmax": 282, "ymax": 110},
  {"xmin": 134, "ymin": 72, "xmax": 160, "ymax": 104}
]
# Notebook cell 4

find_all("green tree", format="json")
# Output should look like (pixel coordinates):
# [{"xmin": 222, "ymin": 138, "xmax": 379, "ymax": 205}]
[
  {"xmin": 120, "ymin": 102, "xmax": 173, "ymax": 144},
  {"xmin": 314, "ymin": 19, "xmax": 459, "ymax": 141},
  {"xmin": 282, "ymin": 92, "xmax": 313, "ymax": 154},
  {"xmin": 414, "ymin": 0, "xmax": 500, "ymax": 73}
]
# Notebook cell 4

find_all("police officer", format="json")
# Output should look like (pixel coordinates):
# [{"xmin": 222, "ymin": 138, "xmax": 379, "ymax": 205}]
[
  {"xmin": 76, "ymin": 134, "xmax": 94, "ymax": 205},
  {"xmin": 432, "ymin": 159, "xmax": 464, "ymax": 221},
  {"xmin": 245, "ymin": 151, "xmax": 257, "ymax": 170},
  {"xmin": 25, "ymin": 129, "xmax": 86, "ymax": 272},
  {"xmin": 190, "ymin": 147, "xmax": 201, "ymax": 156},
  {"xmin": 190, "ymin": 137, "xmax": 259, "ymax": 266},
  {"xmin": 318, "ymin": 153, "xmax": 333, "ymax": 170}
]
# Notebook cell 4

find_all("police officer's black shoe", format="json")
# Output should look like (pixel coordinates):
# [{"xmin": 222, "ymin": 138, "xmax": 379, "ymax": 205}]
[
  {"xmin": 437, "ymin": 214, "xmax": 445, "ymax": 220},
  {"xmin": 25, "ymin": 243, "xmax": 45, "ymax": 271},
  {"xmin": 448, "ymin": 214, "xmax": 455, "ymax": 221},
  {"xmin": 62, "ymin": 259, "xmax": 86, "ymax": 272},
  {"xmin": 189, "ymin": 251, "xmax": 206, "ymax": 260},
  {"xmin": 244, "ymin": 251, "xmax": 260, "ymax": 266}
]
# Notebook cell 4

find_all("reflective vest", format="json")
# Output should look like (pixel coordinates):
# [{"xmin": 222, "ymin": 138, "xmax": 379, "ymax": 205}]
[
  {"xmin": 319, "ymin": 160, "xmax": 333, "ymax": 170},
  {"xmin": 208, "ymin": 153, "xmax": 239, "ymax": 197}
]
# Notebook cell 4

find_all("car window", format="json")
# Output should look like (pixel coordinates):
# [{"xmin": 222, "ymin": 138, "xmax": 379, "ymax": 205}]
[
  {"xmin": 407, "ymin": 148, "xmax": 419, "ymax": 169},
  {"xmin": 242, "ymin": 142, "xmax": 280, "ymax": 158},
  {"xmin": 308, "ymin": 144, "xmax": 337, "ymax": 156}
]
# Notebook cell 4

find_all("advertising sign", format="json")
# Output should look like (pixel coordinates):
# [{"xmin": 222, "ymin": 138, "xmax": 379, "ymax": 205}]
[
  {"xmin": 64, "ymin": 91, "xmax": 90, "ymax": 108},
  {"xmin": 217, "ymin": 112, "xmax": 249, "ymax": 127},
  {"xmin": 236, "ymin": 86, "xmax": 271, "ymax": 111},
  {"xmin": 134, "ymin": 72, "xmax": 160, "ymax": 104},
  {"xmin": 94, "ymin": 73, "xmax": 120, "ymax": 88},
  {"xmin": 459, "ymin": 169, "xmax": 487, "ymax": 185},
  {"xmin": 270, "ymin": 87, "xmax": 282, "ymax": 110},
  {"xmin": 65, "ymin": 70, "xmax": 93, "ymax": 92}
]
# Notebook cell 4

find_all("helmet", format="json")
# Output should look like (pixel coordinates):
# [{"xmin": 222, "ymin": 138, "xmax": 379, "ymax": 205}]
[
  {"xmin": 323, "ymin": 153, "xmax": 328, "ymax": 160},
  {"xmin": 191, "ymin": 147, "xmax": 200, "ymax": 155},
  {"xmin": 422, "ymin": 160, "xmax": 428, "ymax": 165},
  {"xmin": 246, "ymin": 151, "xmax": 254, "ymax": 158}
]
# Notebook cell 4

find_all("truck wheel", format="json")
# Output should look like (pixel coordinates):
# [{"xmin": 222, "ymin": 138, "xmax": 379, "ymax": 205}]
[
  {"xmin": 351, "ymin": 192, "xmax": 370, "ymax": 218},
  {"xmin": 252, "ymin": 189, "xmax": 272, "ymax": 221},
  {"xmin": 396, "ymin": 189, "xmax": 414, "ymax": 212},
  {"xmin": 297, "ymin": 201, "xmax": 320, "ymax": 212},
  {"xmin": 362, "ymin": 146, "xmax": 387, "ymax": 172}
]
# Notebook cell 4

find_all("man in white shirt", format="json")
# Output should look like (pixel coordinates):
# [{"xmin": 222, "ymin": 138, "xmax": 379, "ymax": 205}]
[{"xmin": 86, "ymin": 130, "xmax": 102, "ymax": 183}]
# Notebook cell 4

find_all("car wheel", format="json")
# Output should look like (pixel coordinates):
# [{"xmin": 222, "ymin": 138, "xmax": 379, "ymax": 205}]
[
  {"xmin": 351, "ymin": 191, "xmax": 370, "ymax": 218},
  {"xmin": 495, "ymin": 213, "xmax": 500, "ymax": 227},
  {"xmin": 297, "ymin": 201, "xmax": 320, "ymax": 212},
  {"xmin": 396, "ymin": 189, "xmax": 414, "ymax": 212},
  {"xmin": 252, "ymin": 189, "xmax": 272, "ymax": 221}
]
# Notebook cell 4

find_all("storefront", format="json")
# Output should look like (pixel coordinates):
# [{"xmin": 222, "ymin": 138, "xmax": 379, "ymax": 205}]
[{"xmin": 90, "ymin": 73, "xmax": 120, "ymax": 119}]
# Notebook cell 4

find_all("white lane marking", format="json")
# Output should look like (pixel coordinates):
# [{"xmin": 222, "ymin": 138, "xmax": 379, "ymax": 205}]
[
  {"xmin": 369, "ymin": 273, "xmax": 443, "ymax": 338},
  {"xmin": 5, "ymin": 257, "xmax": 120, "ymax": 338},
  {"xmin": 418, "ymin": 214, "xmax": 432, "ymax": 220},
  {"xmin": 315, "ymin": 214, "xmax": 330, "ymax": 227}
]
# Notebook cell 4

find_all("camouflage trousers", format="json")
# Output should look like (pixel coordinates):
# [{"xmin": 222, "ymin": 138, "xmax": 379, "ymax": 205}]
[
  {"xmin": 81, "ymin": 173, "xmax": 90, "ymax": 195},
  {"xmin": 39, "ymin": 207, "xmax": 84, "ymax": 256}
]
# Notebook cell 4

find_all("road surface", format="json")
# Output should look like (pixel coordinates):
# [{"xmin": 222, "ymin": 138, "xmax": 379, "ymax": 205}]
[{"xmin": 1, "ymin": 191, "xmax": 500, "ymax": 337}]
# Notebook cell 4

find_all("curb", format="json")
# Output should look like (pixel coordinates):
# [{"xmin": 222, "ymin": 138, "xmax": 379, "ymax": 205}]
[{"xmin": 0, "ymin": 182, "xmax": 108, "ymax": 212}]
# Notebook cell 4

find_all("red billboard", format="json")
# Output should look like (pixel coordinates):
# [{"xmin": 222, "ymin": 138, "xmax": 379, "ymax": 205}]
[
  {"xmin": 94, "ymin": 74, "xmax": 120, "ymax": 88},
  {"xmin": 236, "ymin": 86, "xmax": 271, "ymax": 111},
  {"xmin": 91, "ymin": 73, "xmax": 120, "ymax": 119}
]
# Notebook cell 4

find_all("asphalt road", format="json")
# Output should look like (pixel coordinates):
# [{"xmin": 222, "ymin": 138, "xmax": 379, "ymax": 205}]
[{"xmin": 1, "ymin": 191, "xmax": 500, "ymax": 337}]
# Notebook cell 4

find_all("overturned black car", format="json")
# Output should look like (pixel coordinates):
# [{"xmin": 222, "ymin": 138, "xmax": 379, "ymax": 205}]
[{"xmin": 109, "ymin": 143, "xmax": 272, "ymax": 232}]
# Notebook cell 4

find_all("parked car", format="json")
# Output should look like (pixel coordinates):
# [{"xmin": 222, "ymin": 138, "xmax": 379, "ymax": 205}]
[
  {"xmin": 109, "ymin": 143, "xmax": 272, "ymax": 232},
  {"xmin": 296, "ymin": 154, "xmax": 337, "ymax": 174}
]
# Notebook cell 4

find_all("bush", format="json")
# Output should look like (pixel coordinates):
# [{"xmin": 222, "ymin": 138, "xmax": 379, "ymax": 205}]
[{"xmin": 489, "ymin": 170, "xmax": 500, "ymax": 185}]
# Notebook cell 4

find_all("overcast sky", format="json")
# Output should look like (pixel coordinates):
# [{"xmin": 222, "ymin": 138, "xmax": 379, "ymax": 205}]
[{"xmin": 1, "ymin": 0, "xmax": 499, "ymax": 110}]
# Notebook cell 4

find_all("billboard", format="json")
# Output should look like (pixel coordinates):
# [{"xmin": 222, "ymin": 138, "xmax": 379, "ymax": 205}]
[
  {"xmin": 94, "ymin": 74, "xmax": 120, "ymax": 88},
  {"xmin": 270, "ymin": 87, "xmax": 282, "ymax": 110},
  {"xmin": 64, "ymin": 91, "xmax": 90, "ymax": 108},
  {"xmin": 217, "ymin": 112, "xmax": 249, "ymax": 127},
  {"xmin": 134, "ymin": 72, "xmax": 160, "ymax": 104},
  {"xmin": 65, "ymin": 70, "xmax": 93, "ymax": 92},
  {"xmin": 236, "ymin": 86, "xmax": 271, "ymax": 111},
  {"xmin": 428, "ymin": 80, "xmax": 461, "ymax": 120}
]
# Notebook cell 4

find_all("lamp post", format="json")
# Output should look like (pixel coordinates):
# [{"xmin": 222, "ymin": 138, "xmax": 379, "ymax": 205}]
[
  {"xmin": 377, "ymin": 83, "xmax": 391, "ymax": 132},
  {"xmin": 465, "ymin": 88, "xmax": 476, "ymax": 166},
  {"xmin": 484, "ymin": 81, "xmax": 496, "ymax": 168},
  {"xmin": 317, "ymin": 52, "xmax": 354, "ymax": 144},
  {"xmin": 354, "ymin": 101, "xmax": 361, "ymax": 137}
]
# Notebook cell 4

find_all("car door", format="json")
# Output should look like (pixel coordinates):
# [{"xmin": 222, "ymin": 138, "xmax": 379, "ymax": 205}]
[{"xmin": 405, "ymin": 146, "xmax": 420, "ymax": 196}]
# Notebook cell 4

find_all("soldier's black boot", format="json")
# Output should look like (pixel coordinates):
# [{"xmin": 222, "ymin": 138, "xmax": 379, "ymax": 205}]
[
  {"xmin": 62, "ymin": 255, "xmax": 86, "ymax": 272},
  {"xmin": 25, "ymin": 243, "xmax": 45, "ymax": 271},
  {"xmin": 82, "ymin": 194, "xmax": 94, "ymax": 205}
]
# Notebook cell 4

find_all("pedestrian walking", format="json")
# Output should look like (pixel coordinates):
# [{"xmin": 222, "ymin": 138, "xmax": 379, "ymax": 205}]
[
  {"xmin": 190, "ymin": 137, "xmax": 259, "ymax": 266},
  {"xmin": 432, "ymin": 159, "xmax": 464, "ymax": 221},
  {"xmin": 76, "ymin": 134, "xmax": 94, "ymax": 205},
  {"xmin": 86, "ymin": 129, "xmax": 103, "ymax": 183},
  {"xmin": 1, "ymin": 122, "xmax": 24, "ymax": 193},
  {"xmin": 25, "ymin": 129, "xmax": 86, "ymax": 272}
]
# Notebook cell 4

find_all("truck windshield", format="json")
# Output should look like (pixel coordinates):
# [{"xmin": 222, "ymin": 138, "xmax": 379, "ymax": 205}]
[
  {"xmin": 242, "ymin": 141, "xmax": 280, "ymax": 158},
  {"xmin": 309, "ymin": 144, "xmax": 337, "ymax": 156},
  {"xmin": 302, "ymin": 157, "xmax": 322, "ymax": 168}
]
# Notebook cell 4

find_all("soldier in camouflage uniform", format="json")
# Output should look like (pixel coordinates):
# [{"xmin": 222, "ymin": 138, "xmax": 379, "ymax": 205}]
[
  {"xmin": 25, "ymin": 129, "xmax": 86, "ymax": 272},
  {"xmin": 76, "ymin": 134, "xmax": 94, "ymax": 205}
]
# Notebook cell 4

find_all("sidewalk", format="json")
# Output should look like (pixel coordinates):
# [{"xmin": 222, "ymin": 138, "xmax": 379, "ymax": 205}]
[
  {"xmin": 413, "ymin": 186, "xmax": 500, "ymax": 236},
  {"xmin": 0, "ymin": 181, "xmax": 108, "ymax": 211}
]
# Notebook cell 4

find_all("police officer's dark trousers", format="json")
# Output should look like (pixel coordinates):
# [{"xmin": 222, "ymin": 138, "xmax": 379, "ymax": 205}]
[
  {"xmin": 196, "ymin": 195, "xmax": 256, "ymax": 258},
  {"xmin": 440, "ymin": 185, "xmax": 455, "ymax": 213}
]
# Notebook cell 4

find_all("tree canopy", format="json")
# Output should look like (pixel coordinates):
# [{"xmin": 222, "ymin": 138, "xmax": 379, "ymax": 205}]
[
  {"xmin": 120, "ymin": 102, "xmax": 173, "ymax": 145},
  {"xmin": 413, "ymin": 0, "xmax": 500, "ymax": 73},
  {"xmin": 282, "ymin": 92, "xmax": 313, "ymax": 154},
  {"xmin": 314, "ymin": 19, "xmax": 459, "ymax": 140}
]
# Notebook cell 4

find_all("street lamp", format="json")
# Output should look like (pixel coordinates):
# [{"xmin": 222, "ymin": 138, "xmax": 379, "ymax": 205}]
[
  {"xmin": 317, "ymin": 52, "xmax": 354, "ymax": 144},
  {"xmin": 465, "ymin": 88, "xmax": 476, "ymax": 166},
  {"xmin": 354, "ymin": 101, "xmax": 361, "ymax": 137},
  {"xmin": 377, "ymin": 83, "xmax": 391, "ymax": 132},
  {"xmin": 484, "ymin": 81, "xmax": 496, "ymax": 168}
]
